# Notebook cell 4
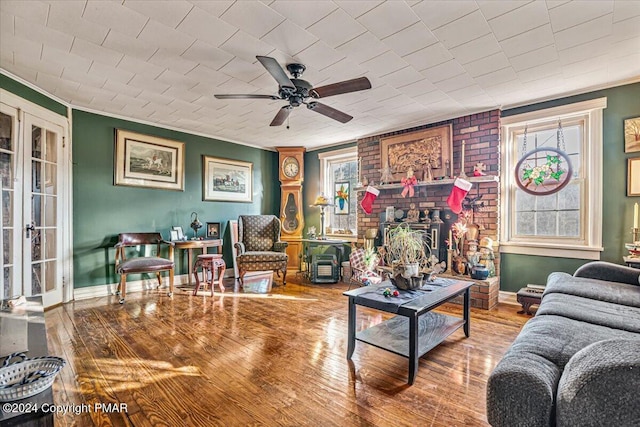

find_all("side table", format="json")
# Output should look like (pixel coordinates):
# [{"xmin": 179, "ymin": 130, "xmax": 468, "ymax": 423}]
[
  {"xmin": 173, "ymin": 239, "xmax": 223, "ymax": 286},
  {"xmin": 193, "ymin": 254, "xmax": 225, "ymax": 295}
]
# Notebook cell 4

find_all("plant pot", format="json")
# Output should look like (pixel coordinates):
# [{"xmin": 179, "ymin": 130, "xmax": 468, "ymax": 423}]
[
  {"xmin": 390, "ymin": 273, "xmax": 423, "ymax": 290},
  {"xmin": 393, "ymin": 262, "xmax": 420, "ymax": 279}
]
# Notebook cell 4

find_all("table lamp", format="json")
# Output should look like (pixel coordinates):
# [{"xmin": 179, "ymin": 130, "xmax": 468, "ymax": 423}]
[{"xmin": 311, "ymin": 194, "xmax": 333, "ymax": 240}]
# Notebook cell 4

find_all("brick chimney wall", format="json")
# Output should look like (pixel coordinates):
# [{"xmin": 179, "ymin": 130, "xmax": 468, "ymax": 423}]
[{"xmin": 357, "ymin": 109, "xmax": 501, "ymax": 275}]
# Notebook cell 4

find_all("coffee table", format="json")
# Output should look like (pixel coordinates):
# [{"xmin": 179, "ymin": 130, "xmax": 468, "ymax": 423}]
[{"xmin": 344, "ymin": 279, "xmax": 473, "ymax": 384}]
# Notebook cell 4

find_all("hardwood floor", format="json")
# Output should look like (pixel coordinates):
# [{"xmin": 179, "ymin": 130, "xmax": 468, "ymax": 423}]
[{"xmin": 45, "ymin": 276, "xmax": 528, "ymax": 426}]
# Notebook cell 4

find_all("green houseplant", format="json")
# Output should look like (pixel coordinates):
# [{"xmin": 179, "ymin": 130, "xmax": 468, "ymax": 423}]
[{"xmin": 384, "ymin": 223, "xmax": 428, "ymax": 287}]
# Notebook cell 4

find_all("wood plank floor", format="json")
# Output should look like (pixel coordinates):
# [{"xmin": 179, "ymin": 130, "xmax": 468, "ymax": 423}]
[{"xmin": 45, "ymin": 276, "xmax": 529, "ymax": 426}]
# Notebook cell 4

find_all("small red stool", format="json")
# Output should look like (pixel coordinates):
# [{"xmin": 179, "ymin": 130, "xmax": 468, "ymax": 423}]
[{"xmin": 193, "ymin": 254, "xmax": 226, "ymax": 295}]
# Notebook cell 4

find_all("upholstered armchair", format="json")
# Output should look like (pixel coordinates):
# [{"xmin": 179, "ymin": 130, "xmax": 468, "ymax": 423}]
[
  {"xmin": 348, "ymin": 248, "xmax": 382, "ymax": 289},
  {"xmin": 114, "ymin": 232, "xmax": 174, "ymax": 304},
  {"xmin": 235, "ymin": 215, "xmax": 288, "ymax": 286}
]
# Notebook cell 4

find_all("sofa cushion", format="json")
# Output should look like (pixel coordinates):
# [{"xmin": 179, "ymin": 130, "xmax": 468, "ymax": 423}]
[
  {"xmin": 556, "ymin": 338, "xmax": 640, "ymax": 427},
  {"xmin": 545, "ymin": 272, "xmax": 640, "ymax": 308},
  {"xmin": 537, "ymin": 292, "xmax": 640, "ymax": 333}
]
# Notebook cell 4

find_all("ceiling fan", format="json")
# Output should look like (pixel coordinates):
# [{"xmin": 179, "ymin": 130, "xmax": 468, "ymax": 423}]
[{"xmin": 214, "ymin": 56, "xmax": 372, "ymax": 126}]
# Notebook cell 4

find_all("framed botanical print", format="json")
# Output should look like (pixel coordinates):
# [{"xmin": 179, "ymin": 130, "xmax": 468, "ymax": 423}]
[
  {"xmin": 629, "ymin": 158, "xmax": 640, "ymax": 196},
  {"xmin": 334, "ymin": 181, "xmax": 349, "ymax": 215},
  {"xmin": 203, "ymin": 156, "xmax": 253, "ymax": 202}
]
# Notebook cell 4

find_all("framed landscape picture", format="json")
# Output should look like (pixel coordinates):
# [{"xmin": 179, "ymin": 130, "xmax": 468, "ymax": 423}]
[
  {"xmin": 624, "ymin": 117, "xmax": 640, "ymax": 153},
  {"xmin": 203, "ymin": 156, "xmax": 252, "ymax": 202},
  {"xmin": 114, "ymin": 129, "xmax": 184, "ymax": 191}
]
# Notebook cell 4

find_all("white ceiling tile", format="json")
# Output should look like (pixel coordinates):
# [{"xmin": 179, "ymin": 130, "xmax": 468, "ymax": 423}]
[
  {"xmin": 403, "ymin": 43, "xmax": 453, "ymax": 71},
  {"xmin": 335, "ymin": 32, "xmax": 388, "ymax": 64},
  {"xmin": 606, "ymin": 36, "xmax": 640, "ymax": 61},
  {"xmin": 136, "ymin": 90, "xmax": 175, "ymax": 106},
  {"xmin": 476, "ymin": 1, "xmax": 531, "ymax": 20},
  {"xmin": 15, "ymin": 16, "xmax": 73, "ymax": 53},
  {"xmin": 117, "ymin": 55, "xmax": 165, "ymax": 80},
  {"xmin": 448, "ymin": 84, "xmax": 487, "ymax": 101},
  {"xmin": 3, "ymin": 62, "xmax": 38, "ymax": 83},
  {"xmin": 218, "ymin": 57, "xmax": 266, "ymax": 83},
  {"xmin": 334, "ymin": 1, "xmax": 383, "ymax": 19},
  {"xmin": 411, "ymin": 1, "xmax": 478, "ymax": 30},
  {"xmin": 382, "ymin": 22, "xmax": 437, "ymax": 57},
  {"xmin": 613, "ymin": 0, "xmax": 640, "ymax": 22},
  {"xmin": 57, "ymin": 86, "xmax": 93, "ymax": 105},
  {"xmin": 516, "ymin": 61, "xmax": 563, "ymax": 83},
  {"xmin": 0, "ymin": 11, "xmax": 13, "ymax": 35},
  {"xmin": 74, "ymin": 84, "xmax": 118, "ymax": 102},
  {"xmin": 154, "ymin": 69, "xmax": 198, "ymax": 91},
  {"xmin": 103, "ymin": 80, "xmax": 143, "ymax": 98},
  {"xmin": 488, "ymin": 1, "xmax": 549, "ymax": 41},
  {"xmin": 549, "ymin": 0, "xmax": 614, "ymax": 32},
  {"xmin": 167, "ymin": 97, "xmax": 201, "ymax": 113},
  {"xmin": 83, "ymin": 1, "xmax": 148, "ymax": 38},
  {"xmin": 128, "ymin": 74, "xmax": 170, "ymax": 93},
  {"xmin": 186, "ymin": 65, "xmax": 233, "ymax": 87},
  {"xmin": 360, "ymin": 50, "xmax": 408, "ymax": 77},
  {"xmin": 433, "ymin": 72, "xmax": 476, "ymax": 93},
  {"xmin": 12, "ymin": 52, "xmax": 62, "ymax": 77},
  {"xmin": 421, "ymin": 60, "xmax": 466, "ymax": 83},
  {"xmin": 509, "ymin": 45, "xmax": 559, "ymax": 72},
  {"xmin": 261, "ymin": 20, "xmax": 317, "ymax": 56},
  {"xmin": 307, "ymin": 9, "xmax": 366, "ymax": 48},
  {"xmin": 138, "ymin": 20, "xmax": 196, "ymax": 53},
  {"xmin": 464, "ymin": 52, "xmax": 511, "ymax": 78},
  {"xmin": 61, "ymin": 66, "xmax": 107, "ymax": 88},
  {"xmin": 295, "ymin": 41, "xmax": 346, "ymax": 71},
  {"xmin": 71, "ymin": 38, "xmax": 123, "ymax": 67},
  {"xmin": 499, "ymin": 24, "xmax": 555, "ymax": 57},
  {"xmin": 42, "ymin": 45, "xmax": 91, "ymax": 73},
  {"xmin": 148, "ymin": 48, "xmax": 198, "ymax": 75},
  {"xmin": 89, "ymin": 62, "xmax": 135, "ymax": 86},
  {"xmin": 176, "ymin": 6, "xmax": 237, "ymax": 48},
  {"xmin": 318, "ymin": 59, "xmax": 368, "ymax": 84},
  {"xmin": 181, "ymin": 40, "xmax": 234, "ymax": 71},
  {"xmin": 270, "ymin": 1, "xmax": 338, "ymax": 29},
  {"xmin": 38, "ymin": 73, "xmax": 81, "ymax": 94},
  {"xmin": 47, "ymin": 2, "xmax": 110, "ymax": 46},
  {"xmin": 356, "ymin": 1, "xmax": 420, "ymax": 40},
  {"xmin": 449, "ymin": 33, "xmax": 502, "ymax": 65},
  {"xmin": 219, "ymin": 30, "xmax": 275, "ymax": 63},
  {"xmin": 0, "ymin": 0, "xmax": 48, "ymax": 25},
  {"xmin": 122, "ymin": 0, "xmax": 193, "ymax": 28},
  {"xmin": 102, "ymin": 30, "xmax": 157, "ymax": 61},
  {"xmin": 554, "ymin": 14, "xmax": 613, "ymax": 50},
  {"xmin": 379, "ymin": 66, "xmax": 424, "ymax": 89},
  {"xmin": 187, "ymin": 0, "xmax": 234, "ymax": 17},
  {"xmin": 0, "ymin": 33, "xmax": 41, "ymax": 61},
  {"xmin": 215, "ymin": 76, "xmax": 261, "ymax": 94},
  {"xmin": 558, "ymin": 37, "xmax": 612, "ymax": 65},
  {"xmin": 220, "ymin": 1, "xmax": 285, "ymax": 39},
  {"xmin": 473, "ymin": 66, "xmax": 518, "ymax": 88},
  {"xmin": 397, "ymin": 79, "xmax": 438, "ymax": 97},
  {"xmin": 433, "ymin": 10, "xmax": 492, "ymax": 49},
  {"xmin": 611, "ymin": 15, "xmax": 640, "ymax": 42}
]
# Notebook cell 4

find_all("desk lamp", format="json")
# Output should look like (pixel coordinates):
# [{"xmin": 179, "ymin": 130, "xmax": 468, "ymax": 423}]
[{"xmin": 311, "ymin": 194, "xmax": 333, "ymax": 240}]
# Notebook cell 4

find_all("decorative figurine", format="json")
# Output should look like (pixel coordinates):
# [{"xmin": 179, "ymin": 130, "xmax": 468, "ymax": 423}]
[
  {"xmin": 405, "ymin": 203, "xmax": 420, "ymax": 223},
  {"xmin": 474, "ymin": 162, "xmax": 487, "ymax": 176},
  {"xmin": 401, "ymin": 167, "xmax": 418, "ymax": 197}
]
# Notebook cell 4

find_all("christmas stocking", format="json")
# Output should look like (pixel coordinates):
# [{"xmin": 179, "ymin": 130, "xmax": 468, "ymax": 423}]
[
  {"xmin": 447, "ymin": 178, "xmax": 472, "ymax": 214},
  {"xmin": 360, "ymin": 186, "xmax": 379, "ymax": 215}
]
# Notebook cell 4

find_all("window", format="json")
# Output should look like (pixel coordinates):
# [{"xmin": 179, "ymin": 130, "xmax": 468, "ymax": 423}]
[
  {"xmin": 318, "ymin": 147, "xmax": 358, "ymax": 238},
  {"xmin": 500, "ymin": 98, "xmax": 606, "ymax": 259}
]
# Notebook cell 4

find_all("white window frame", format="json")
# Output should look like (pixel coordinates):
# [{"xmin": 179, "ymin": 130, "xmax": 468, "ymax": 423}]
[
  {"xmin": 500, "ymin": 98, "xmax": 606, "ymax": 260},
  {"xmin": 318, "ymin": 146, "xmax": 358, "ymax": 240}
]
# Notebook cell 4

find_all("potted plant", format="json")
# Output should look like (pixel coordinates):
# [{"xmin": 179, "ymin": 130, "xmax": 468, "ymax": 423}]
[{"xmin": 384, "ymin": 223, "xmax": 428, "ymax": 287}]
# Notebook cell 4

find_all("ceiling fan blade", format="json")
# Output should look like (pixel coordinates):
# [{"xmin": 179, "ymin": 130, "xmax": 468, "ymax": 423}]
[
  {"xmin": 256, "ymin": 56, "xmax": 295, "ymax": 90},
  {"xmin": 214, "ymin": 94, "xmax": 280, "ymax": 100},
  {"xmin": 306, "ymin": 102, "xmax": 353, "ymax": 123},
  {"xmin": 270, "ymin": 106, "xmax": 292, "ymax": 126},
  {"xmin": 310, "ymin": 77, "xmax": 371, "ymax": 99}
]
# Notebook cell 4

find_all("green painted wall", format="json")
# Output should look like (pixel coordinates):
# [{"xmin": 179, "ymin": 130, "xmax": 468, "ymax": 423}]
[
  {"xmin": 72, "ymin": 110, "xmax": 279, "ymax": 287},
  {"xmin": 500, "ymin": 82, "xmax": 640, "ymax": 291},
  {"xmin": 0, "ymin": 74, "xmax": 67, "ymax": 117}
]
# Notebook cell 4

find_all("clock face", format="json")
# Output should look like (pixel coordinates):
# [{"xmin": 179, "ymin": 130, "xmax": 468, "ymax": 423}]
[{"xmin": 282, "ymin": 156, "xmax": 300, "ymax": 178}]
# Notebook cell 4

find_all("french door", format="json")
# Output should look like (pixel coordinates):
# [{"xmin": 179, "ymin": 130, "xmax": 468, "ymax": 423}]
[{"xmin": 1, "ymin": 92, "xmax": 70, "ymax": 308}]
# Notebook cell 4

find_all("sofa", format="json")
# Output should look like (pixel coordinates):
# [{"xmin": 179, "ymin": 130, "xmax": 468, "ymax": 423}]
[{"xmin": 487, "ymin": 261, "xmax": 640, "ymax": 427}]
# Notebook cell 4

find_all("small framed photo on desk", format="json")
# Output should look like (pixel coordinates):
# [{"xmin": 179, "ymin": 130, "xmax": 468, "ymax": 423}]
[
  {"xmin": 206, "ymin": 222, "xmax": 220, "ymax": 239},
  {"xmin": 172, "ymin": 226, "xmax": 185, "ymax": 240}
]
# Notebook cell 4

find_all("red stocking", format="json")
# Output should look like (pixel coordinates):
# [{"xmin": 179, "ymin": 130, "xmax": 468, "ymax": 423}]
[
  {"xmin": 447, "ymin": 178, "xmax": 472, "ymax": 214},
  {"xmin": 360, "ymin": 186, "xmax": 379, "ymax": 215}
]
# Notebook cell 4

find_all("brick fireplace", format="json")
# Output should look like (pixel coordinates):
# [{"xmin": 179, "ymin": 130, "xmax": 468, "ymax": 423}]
[{"xmin": 356, "ymin": 109, "xmax": 501, "ymax": 308}]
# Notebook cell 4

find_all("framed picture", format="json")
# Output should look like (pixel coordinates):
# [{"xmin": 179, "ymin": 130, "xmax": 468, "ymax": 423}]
[
  {"xmin": 629, "ymin": 158, "xmax": 640, "ymax": 196},
  {"xmin": 334, "ymin": 181, "xmax": 350, "ymax": 215},
  {"xmin": 203, "ymin": 156, "xmax": 252, "ymax": 202},
  {"xmin": 114, "ymin": 129, "xmax": 184, "ymax": 191},
  {"xmin": 172, "ymin": 226, "xmax": 185, "ymax": 241},
  {"xmin": 625, "ymin": 117, "xmax": 640, "ymax": 153},
  {"xmin": 206, "ymin": 222, "xmax": 220, "ymax": 239},
  {"xmin": 380, "ymin": 124, "xmax": 453, "ymax": 182},
  {"xmin": 169, "ymin": 230, "xmax": 179, "ymax": 241}
]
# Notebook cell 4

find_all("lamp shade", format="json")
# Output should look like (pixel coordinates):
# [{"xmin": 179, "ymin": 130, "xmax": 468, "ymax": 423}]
[{"xmin": 312, "ymin": 194, "xmax": 332, "ymax": 206}]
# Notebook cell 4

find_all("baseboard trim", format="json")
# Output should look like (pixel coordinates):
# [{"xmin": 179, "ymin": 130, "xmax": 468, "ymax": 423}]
[{"xmin": 499, "ymin": 290, "xmax": 519, "ymax": 305}]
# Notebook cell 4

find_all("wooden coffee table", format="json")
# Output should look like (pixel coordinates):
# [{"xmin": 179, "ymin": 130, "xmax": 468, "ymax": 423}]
[{"xmin": 344, "ymin": 279, "xmax": 473, "ymax": 385}]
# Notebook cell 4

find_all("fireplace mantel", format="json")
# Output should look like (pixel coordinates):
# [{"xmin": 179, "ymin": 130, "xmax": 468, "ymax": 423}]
[{"xmin": 354, "ymin": 174, "xmax": 498, "ymax": 192}]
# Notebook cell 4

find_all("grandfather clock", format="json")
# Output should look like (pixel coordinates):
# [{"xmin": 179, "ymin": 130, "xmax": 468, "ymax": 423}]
[{"xmin": 277, "ymin": 147, "xmax": 305, "ymax": 270}]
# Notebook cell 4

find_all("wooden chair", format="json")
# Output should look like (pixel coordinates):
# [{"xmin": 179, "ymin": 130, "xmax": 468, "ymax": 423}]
[
  {"xmin": 114, "ymin": 232, "xmax": 175, "ymax": 304},
  {"xmin": 235, "ymin": 215, "xmax": 288, "ymax": 286}
]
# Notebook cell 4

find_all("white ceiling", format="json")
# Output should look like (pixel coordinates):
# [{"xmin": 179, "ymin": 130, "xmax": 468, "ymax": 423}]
[{"xmin": 1, "ymin": 0, "xmax": 639, "ymax": 150}]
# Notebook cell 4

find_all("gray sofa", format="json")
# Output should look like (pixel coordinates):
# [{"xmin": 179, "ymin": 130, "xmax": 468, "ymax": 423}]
[{"xmin": 487, "ymin": 261, "xmax": 640, "ymax": 427}]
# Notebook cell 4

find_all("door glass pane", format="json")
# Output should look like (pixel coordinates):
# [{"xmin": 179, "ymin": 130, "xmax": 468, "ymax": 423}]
[
  {"xmin": 45, "ymin": 196, "xmax": 56, "ymax": 227},
  {"xmin": 32, "ymin": 263, "xmax": 42, "ymax": 294},
  {"xmin": 0, "ymin": 152, "xmax": 12, "ymax": 188},
  {"xmin": 45, "ymin": 163, "xmax": 56, "ymax": 193},
  {"xmin": 31, "ymin": 227, "xmax": 42, "ymax": 261},
  {"xmin": 32, "ymin": 126, "xmax": 42, "ymax": 159},
  {"xmin": 2, "ymin": 229, "xmax": 10, "ymax": 264},
  {"xmin": 45, "ymin": 229, "xmax": 56, "ymax": 260},
  {"xmin": 45, "ymin": 130, "xmax": 57, "ymax": 163},
  {"xmin": 0, "ymin": 112, "xmax": 12, "ymax": 150},
  {"xmin": 3, "ymin": 267, "xmax": 10, "ymax": 299},
  {"xmin": 32, "ymin": 194, "xmax": 42, "ymax": 227},
  {"xmin": 44, "ymin": 260, "xmax": 56, "ymax": 292},
  {"xmin": 32, "ymin": 160, "xmax": 42, "ymax": 192},
  {"xmin": 2, "ymin": 190, "xmax": 10, "ymax": 226}
]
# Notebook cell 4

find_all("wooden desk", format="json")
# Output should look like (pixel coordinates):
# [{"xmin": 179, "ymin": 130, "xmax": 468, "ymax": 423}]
[
  {"xmin": 0, "ymin": 296, "xmax": 54, "ymax": 426},
  {"xmin": 173, "ymin": 239, "xmax": 223, "ymax": 286}
]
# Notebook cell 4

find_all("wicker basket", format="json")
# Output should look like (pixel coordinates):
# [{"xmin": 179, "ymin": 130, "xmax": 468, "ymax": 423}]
[{"xmin": 0, "ymin": 353, "xmax": 66, "ymax": 402}]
